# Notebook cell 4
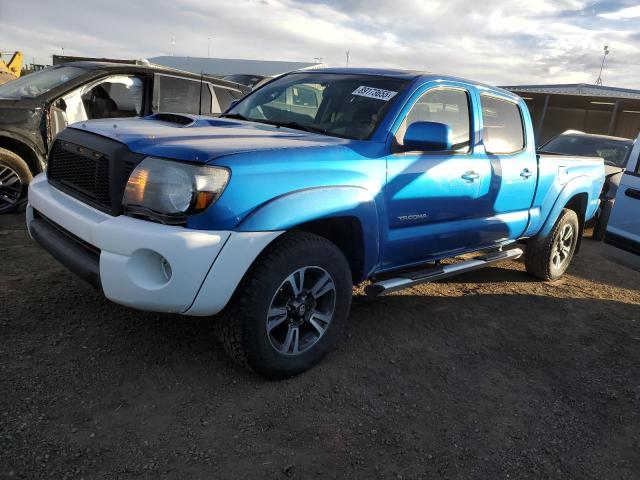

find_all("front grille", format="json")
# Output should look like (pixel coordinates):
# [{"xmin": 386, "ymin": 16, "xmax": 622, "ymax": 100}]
[
  {"xmin": 48, "ymin": 141, "xmax": 111, "ymax": 210},
  {"xmin": 46, "ymin": 129, "xmax": 147, "ymax": 215}
]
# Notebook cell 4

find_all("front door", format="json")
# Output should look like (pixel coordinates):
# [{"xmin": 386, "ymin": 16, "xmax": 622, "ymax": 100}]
[{"xmin": 383, "ymin": 85, "xmax": 498, "ymax": 268}]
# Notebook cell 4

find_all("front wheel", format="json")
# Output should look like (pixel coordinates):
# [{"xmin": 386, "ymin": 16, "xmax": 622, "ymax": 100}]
[
  {"xmin": 0, "ymin": 147, "xmax": 32, "ymax": 214},
  {"xmin": 525, "ymin": 208, "xmax": 580, "ymax": 281},
  {"xmin": 217, "ymin": 231, "xmax": 353, "ymax": 379}
]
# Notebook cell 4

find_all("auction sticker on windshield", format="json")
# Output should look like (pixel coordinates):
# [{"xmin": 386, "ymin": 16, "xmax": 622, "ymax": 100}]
[{"xmin": 352, "ymin": 86, "xmax": 398, "ymax": 101}]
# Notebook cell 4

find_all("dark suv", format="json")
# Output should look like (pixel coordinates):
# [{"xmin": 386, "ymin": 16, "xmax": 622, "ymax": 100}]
[{"xmin": 0, "ymin": 62, "xmax": 250, "ymax": 212}]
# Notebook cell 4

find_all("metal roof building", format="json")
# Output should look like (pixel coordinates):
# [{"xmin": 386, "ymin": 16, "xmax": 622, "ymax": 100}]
[
  {"xmin": 504, "ymin": 84, "xmax": 640, "ymax": 143},
  {"xmin": 147, "ymin": 56, "xmax": 326, "ymax": 77}
]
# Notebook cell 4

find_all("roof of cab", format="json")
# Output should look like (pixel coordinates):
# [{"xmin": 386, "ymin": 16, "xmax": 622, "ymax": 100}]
[
  {"xmin": 295, "ymin": 68, "xmax": 521, "ymax": 100},
  {"xmin": 53, "ymin": 61, "xmax": 249, "ymax": 91},
  {"xmin": 305, "ymin": 67, "xmax": 425, "ymax": 80}
]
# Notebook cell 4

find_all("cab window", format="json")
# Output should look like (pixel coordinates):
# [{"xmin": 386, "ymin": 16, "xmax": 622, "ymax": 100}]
[
  {"xmin": 481, "ymin": 95, "xmax": 525, "ymax": 154},
  {"xmin": 155, "ymin": 75, "xmax": 209, "ymax": 114},
  {"xmin": 396, "ymin": 88, "xmax": 471, "ymax": 152}
]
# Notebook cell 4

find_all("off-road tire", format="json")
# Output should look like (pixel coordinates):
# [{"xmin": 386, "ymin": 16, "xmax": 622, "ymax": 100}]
[
  {"xmin": 216, "ymin": 231, "xmax": 353, "ymax": 379},
  {"xmin": 525, "ymin": 208, "xmax": 580, "ymax": 281},
  {"xmin": 592, "ymin": 199, "xmax": 613, "ymax": 241},
  {"xmin": 0, "ymin": 147, "xmax": 32, "ymax": 214}
]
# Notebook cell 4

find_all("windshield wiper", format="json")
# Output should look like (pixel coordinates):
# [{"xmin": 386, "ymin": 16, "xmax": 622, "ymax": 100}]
[
  {"xmin": 219, "ymin": 113, "xmax": 251, "ymax": 121},
  {"xmin": 260, "ymin": 120, "xmax": 329, "ymax": 135},
  {"xmin": 219, "ymin": 115, "xmax": 332, "ymax": 136}
]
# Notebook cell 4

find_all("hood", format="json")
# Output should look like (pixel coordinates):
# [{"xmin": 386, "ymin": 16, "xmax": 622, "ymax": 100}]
[
  {"xmin": 0, "ymin": 97, "xmax": 44, "ymax": 110},
  {"xmin": 70, "ymin": 114, "xmax": 354, "ymax": 163}
]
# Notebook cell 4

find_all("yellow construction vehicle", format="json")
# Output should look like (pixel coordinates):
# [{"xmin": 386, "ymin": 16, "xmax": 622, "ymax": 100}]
[{"xmin": 0, "ymin": 51, "xmax": 23, "ymax": 85}]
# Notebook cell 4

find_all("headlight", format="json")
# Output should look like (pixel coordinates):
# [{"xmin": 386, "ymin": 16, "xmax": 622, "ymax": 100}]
[{"xmin": 122, "ymin": 157, "xmax": 229, "ymax": 219}]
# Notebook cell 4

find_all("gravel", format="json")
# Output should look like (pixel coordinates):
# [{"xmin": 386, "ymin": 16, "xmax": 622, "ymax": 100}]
[{"xmin": 1, "ymin": 212, "xmax": 639, "ymax": 479}]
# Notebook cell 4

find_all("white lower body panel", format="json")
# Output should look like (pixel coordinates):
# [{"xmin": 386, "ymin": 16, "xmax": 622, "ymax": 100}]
[{"xmin": 27, "ymin": 174, "xmax": 282, "ymax": 316}]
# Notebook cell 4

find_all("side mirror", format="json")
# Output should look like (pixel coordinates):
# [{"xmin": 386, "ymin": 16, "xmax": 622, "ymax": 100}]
[
  {"xmin": 403, "ymin": 121, "xmax": 452, "ymax": 152},
  {"xmin": 227, "ymin": 99, "xmax": 240, "ymax": 110}
]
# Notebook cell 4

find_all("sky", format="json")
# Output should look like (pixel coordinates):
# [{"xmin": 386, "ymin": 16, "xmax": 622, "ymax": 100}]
[{"xmin": 2, "ymin": 0, "xmax": 640, "ymax": 88}]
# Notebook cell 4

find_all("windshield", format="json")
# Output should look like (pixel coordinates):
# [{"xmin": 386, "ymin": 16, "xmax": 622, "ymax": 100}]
[
  {"xmin": 542, "ymin": 134, "xmax": 632, "ymax": 168},
  {"xmin": 224, "ymin": 73, "xmax": 408, "ymax": 140},
  {"xmin": 0, "ymin": 66, "xmax": 86, "ymax": 99}
]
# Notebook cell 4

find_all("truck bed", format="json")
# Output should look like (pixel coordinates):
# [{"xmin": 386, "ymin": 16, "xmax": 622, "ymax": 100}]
[{"xmin": 525, "ymin": 152, "xmax": 605, "ymax": 237}]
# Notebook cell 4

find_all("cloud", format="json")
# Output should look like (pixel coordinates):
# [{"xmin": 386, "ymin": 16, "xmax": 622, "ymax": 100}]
[
  {"xmin": 599, "ymin": 5, "xmax": 640, "ymax": 20},
  {"xmin": 1, "ymin": 0, "xmax": 639, "ymax": 88}
]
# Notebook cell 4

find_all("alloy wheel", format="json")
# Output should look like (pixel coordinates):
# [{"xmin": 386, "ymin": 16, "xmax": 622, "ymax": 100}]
[
  {"xmin": 266, "ymin": 266, "xmax": 336, "ymax": 355},
  {"xmin": 552, "ymin": 223, "xmax": 574, "ymax": 269},
  {"xmin": 0, "ymin": 163, "xmax": 23, "ymax": 211}
]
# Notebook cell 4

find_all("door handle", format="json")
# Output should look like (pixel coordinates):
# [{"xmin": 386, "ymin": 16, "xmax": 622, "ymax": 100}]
[
  {"xmin": 625, "ymin": 188, "xmax": 640, "ymax": 200},
  {"xmin": 461, "ymin": 171, "xmax": 480, "ymax": 182},
  {"xmin": 520, "ymin": 168, "xmax": 533, "ymax": 179}
]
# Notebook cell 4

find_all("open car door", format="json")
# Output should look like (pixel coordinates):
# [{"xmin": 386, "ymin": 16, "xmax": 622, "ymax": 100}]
[{"xmin": 603, "ymin": 133, "xmax": 640, "ymax": 272}]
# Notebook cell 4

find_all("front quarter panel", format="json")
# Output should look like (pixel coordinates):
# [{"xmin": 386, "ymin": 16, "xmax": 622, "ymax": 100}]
[
  {"xmin": 186, "ymin": 142, "xmax": 387, "ymax": 277},
  {"xmin": 238, "ymin": 185, "xmax": 380, "ymax": 276}
]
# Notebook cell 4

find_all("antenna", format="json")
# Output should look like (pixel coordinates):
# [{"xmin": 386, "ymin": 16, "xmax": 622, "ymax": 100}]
[
  {"xmin": 198, "ymin": 70, "xmax": 204, "ymax": 115},
  {"xmin": 595, "ymin": 45, "xmax": 609, "ymax": 86}
]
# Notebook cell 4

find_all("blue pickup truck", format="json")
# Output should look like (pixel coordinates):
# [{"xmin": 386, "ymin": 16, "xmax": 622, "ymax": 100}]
[{"xmin": 26, "ymin": 69, "xmax": 605, "ymax": 377}]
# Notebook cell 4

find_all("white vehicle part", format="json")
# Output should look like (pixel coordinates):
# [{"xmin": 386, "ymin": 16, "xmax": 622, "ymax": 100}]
[
  {"xmin": 28, "ymin": 174, "xmax": 281, "ymax": 315},
  {"xmin": 185, "ymin": 230, "xmax": 284, "ymax": 316}
]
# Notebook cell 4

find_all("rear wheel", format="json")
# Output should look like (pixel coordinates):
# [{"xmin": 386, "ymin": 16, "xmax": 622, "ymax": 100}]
[
  {"xmin": 217, "ymin": 231, "xmax": 353, "ymax": 379},
  {"xmin": 0, "ymin": 148, "xmax": 32, "ymax": 214},
  {"xmin": 525, "ymin": 208, "xmax": 579, "ymax": 281}
]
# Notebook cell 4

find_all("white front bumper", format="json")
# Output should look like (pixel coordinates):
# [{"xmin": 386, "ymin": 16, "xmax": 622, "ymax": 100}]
[{"xmin": 27, "ymin": 174, "xmax": 281, "ymax": 316}]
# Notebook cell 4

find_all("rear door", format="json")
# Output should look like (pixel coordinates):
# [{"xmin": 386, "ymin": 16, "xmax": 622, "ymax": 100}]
[
  {"xmin": 479, "ymin": 94, "xmax": 538, "ymax": 242},
  {"xmin": 604, "ymin": 135, "xmax": 640, "ymax": 271}
]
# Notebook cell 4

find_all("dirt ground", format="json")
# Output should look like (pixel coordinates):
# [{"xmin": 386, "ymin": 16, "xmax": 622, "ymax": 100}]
[{"xmin": 1, "ymin": 212, "xmax": 639, "ymax": 480}]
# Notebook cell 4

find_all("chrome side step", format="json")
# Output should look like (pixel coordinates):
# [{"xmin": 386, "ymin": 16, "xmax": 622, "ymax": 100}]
[{"xmin": 365, "ymin": 248, "xmax": 524, "ymax": 297}]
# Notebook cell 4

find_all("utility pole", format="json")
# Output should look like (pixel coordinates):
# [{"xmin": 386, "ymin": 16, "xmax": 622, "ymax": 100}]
[
  {"xmin": 61, "ymin": 46, "xmax": 64, "ymax": 56},
  {"xmin": 313, "ymin": 57, "xmax": 323, "ymax": 64},
  {"xmin": 208, "ymin": 37, "xmax": 212, "ymax": 58},
  {"xmin": 595, "ymin": 45, "xmax": 609, "ymax": 86},
  {"xmin": 170, "ymin": 37, "xmax": 176, "ymax": 56},
  {"xmin": 345, "ymin": 50, "xmax": 350, "ymax": 68}
]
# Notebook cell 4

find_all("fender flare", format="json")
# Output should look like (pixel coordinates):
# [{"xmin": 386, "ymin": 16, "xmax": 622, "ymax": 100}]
[
  {"xmin": 237, "ymin": 185, "xmax": 380, "ymax": 275},
  {"xmin": 0, "ymin": 131, "xmax": 45, "ymax": 173},
  {"xmin": 538, "ymin": 175, "xmax": 596, "ymax": 238}
]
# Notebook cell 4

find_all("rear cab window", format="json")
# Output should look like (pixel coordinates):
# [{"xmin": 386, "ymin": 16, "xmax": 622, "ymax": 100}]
[
  {"xmin": 154, "ymin": 75, "xmax": 241, "ymax": 115},
  {"xmin": 154, "ymin": 75, "xmax": 207, "ymax": 114},
  {"xmin": 481, "ymin": 95, "xmax": 525, "ymax": 154}
]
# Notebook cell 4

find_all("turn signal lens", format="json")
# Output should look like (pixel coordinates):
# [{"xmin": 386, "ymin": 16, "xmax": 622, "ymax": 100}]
[{"xmin": 126, "ymin": 167, "xmax": 150, "ymax": 204}]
